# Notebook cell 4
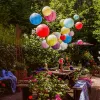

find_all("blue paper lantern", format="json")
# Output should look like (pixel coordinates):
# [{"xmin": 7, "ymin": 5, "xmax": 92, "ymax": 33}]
[
  {"xmin": 29, "ymin": 13, "xmax": 42, "ymax": 25},
  {"xmin": 63, "ymin": 34, "xmax": 72, "ymax": 43},
  {"xmin": 73, "ymin": 14, "xmax": 79, "ymax": 20},
  {"xmin": 64, "ymin": 18, "xmax": 74, "ymax": 28}
]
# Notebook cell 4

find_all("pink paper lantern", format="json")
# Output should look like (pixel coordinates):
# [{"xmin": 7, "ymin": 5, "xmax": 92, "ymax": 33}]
[
  {"xmin": 44, "ymin": 10, "xmax": 56, "ymax": 22},
  {"xmin": 41, "ymin": 40, "xmax": 49, "ymax": 48},
  {"xmin": 69, "ymin": 31, "xmax": 74, "ymax": 36}
]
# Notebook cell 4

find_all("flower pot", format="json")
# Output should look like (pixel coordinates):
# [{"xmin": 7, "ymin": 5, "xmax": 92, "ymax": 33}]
[{"xmin": 15, "ymin": 70, "xmax": 27, "ymax": 80}]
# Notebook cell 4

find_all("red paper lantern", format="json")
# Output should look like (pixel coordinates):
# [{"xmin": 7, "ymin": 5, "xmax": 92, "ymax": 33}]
[
  {"xmin": 28, "ymin": 95, "xmax": 33, "ymax": 100},
  {"xmin": 75, "ymin": 22, "xmax": 83, "ymax": 30},
  {"xmin": 36, "ymin": 24, "xmax": 50, "ymax": 38},
  {"xmin": 60, "ymin": 35, "xmax": 66, "ymax": 41}
]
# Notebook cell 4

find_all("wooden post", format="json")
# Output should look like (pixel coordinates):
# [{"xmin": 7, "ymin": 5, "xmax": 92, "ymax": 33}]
[{"xmin": 15, "ymin": 24, "xmax": 22, "ymax": 62}]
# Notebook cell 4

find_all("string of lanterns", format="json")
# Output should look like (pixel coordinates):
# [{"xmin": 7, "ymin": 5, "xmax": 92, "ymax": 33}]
[{"xmin": 29, "ymin": 6, "xmax": 83, "ymax": 50}]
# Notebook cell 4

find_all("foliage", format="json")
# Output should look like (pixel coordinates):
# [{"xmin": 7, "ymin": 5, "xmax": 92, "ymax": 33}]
[
  {"xmin": 82, "ymin": 51, "xmax": 93, "ymax": 60},
  {"xmin": 22, "ymin": 34, "xmax": 60, "ymax": 69},
  {"xmin": 0, "ymin": 25, "xmax": 15, "ymax": 45},
  {"xmin": 93, "ymin": 0, "xmax": 100, "ymax": 42},
  {"xmin": 14, "ymin": 61, "xmax": 26, "ymax": 70},
  {"xmin": 29, "ymin": 71, "xmax": 69, "ymax": 99},
  {"xmin": 0, "ymin": 0, "xmax": 100, "ymax": 70},
  {"xmin": 0, "ymin": 44, "xmax": 15, "ymax": 70}
]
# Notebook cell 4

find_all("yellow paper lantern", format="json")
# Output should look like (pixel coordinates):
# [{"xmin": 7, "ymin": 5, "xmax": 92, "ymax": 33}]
[
  {"xmin": 61, "ymin": 27, "xmax": 70, "ymax": 35},
  {"xmin": 46, "ymin": 34, "xmax": 58, "ymax": 46},
  {"xmin": 60, "ymin": 19, "xmax": 65, "ymax": 27},
  {"xmin": 42, "ymin": 6, "xmax": 52, "ymax": 16}
]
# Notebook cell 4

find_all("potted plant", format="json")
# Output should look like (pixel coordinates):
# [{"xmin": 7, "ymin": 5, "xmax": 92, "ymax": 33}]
[{"xmin": 29, "ymin": 71, "xmax": 69, "ymax": 100}]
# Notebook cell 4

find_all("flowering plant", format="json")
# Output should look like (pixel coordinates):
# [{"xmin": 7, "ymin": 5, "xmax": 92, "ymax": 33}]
[{"xmin": 29, "ymin": 71, "xmax": 69, "ymax": 100}]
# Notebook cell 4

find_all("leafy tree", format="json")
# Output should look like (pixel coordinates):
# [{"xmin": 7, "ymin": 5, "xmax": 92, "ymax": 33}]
[
  {"xmin": 22, "ymin": 34, "xmax": 60, "ymax": 69},
  {"xmin": 92, "ymin": 0, "xmax": 100, "ymax": 42}
]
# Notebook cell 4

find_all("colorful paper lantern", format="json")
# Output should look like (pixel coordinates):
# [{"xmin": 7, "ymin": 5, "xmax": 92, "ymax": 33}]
[
  {"xmin": 63, "ymin": 34, "xmax": 72, "ymax": 43},
  {"xmin": 69, "ymin": 31, "xmax": 74, "ymax": 36},
  {"xmin": 44, "ymin": 10, "xmax": 56, "ymax": 22},
  {"xmin": 60, "ymin": 42, "xmax": 68, "ymax": 50},
  {"xmin": 53, "ymin": 32, "xmax": 61, "ymax": 39},
  {"xmin": 60, "ymin": 19, "xmax": 65, "ymax": 27},
  {"xmin": 73, "ymin": 14, "xmax": 79, "ymax": 20},
  {"xmin": 36, "ymin": 24, "xmax": 50, "ymax": 38},
  {"xmin": 64, "ymin": 18, "xmax": 74, "ymax": 28},
  {"xmin": 61, "ymin": 27, "xmax": 70, "ymax": 34},
  {"xmin": 42, "ymin": 6, "xmax": 52, "ymax": 16},
  {"xmin": 52, "ymin": 42, "xmax": 60, "ymax": 49},
  {"xmin": 60, "ymin": 35, "xmax": 66, "ymax": 41},
  {"xmin": 46, "ymin": 34, "xmax": 58, "ymax": 46},
  {"xmin": 41, "ymin": 40, "xmax": 49, "ymax": 48},
  {"xmin": 29, "ymin": 13, "xmax": 42, "ymax": 25},
  {"xmin": 75, "ymin": 22, "xmax": 83, "ymax": 30}
]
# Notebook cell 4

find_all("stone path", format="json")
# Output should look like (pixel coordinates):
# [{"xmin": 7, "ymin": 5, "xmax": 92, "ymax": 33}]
[{"xmin": 0, "ymin": 92, "xmax": 22, "ymax": 100}]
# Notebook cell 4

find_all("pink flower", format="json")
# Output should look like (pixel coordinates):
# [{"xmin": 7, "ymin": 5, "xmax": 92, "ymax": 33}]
[
  {"xmin": 32, "ymin": 78, "xmax": 37, "ymax": 82},
  {"xmin": 36, "ymin": 71, "xmax": 39, "ymax": 74},
  {"xmin": 55, "ymin": 94, "xmax": 62, "ymax": 100},
  {"xmin": 58, "ymin": 78, "xmax": 62, "ymax": 81},
  {"xmin": 48, "ymin": 71, "xmax": 52, "ymax": 75}
]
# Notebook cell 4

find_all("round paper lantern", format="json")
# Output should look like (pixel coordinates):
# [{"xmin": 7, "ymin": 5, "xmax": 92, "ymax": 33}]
[
  {"xmin": 73, "ymin": 14, "xmax": 79, "ymax": 20},
  {"xmin": 46, "ymin": 34, "xmax": 58, "ymax": 46},
  {"xmin": 64, "ymin": 18, "xmax": 74, "ymax": 28},
  {"xmin": 53, "ymin": 32, "xmax": 61, "ymax": 39},
  {"xmin": 44, "ymin": 10, "xmax": 56, "ymax": 22},
  {"xmin": 60, "ymin": 35, "xmax": 66, "ymax": 41},
  {"xmin": 42, "ymin": 6, "xmax": 52, "ymax": 16},
  {"xmin": 52, "ymin": 42, "xmax": 60, "ymax": 49},
  {"xmin": 61, "ymin": 27, "xmax": 70, "ymax": 34},
  {"xmin": 75, "ymin": 22, "xmax": 83, "ymax": 30},
  {"xmin": 63, "ymin": 34, "xmax": 72, "ymax": 43},
  {"xmin": 60, "ymin": 42, "xmax": 68, "ymax": 50},
  {"xmin": 60, "ymin": 19, "xmax": 65, "ymax": 27},
  {"xmin": 36, "ymin": 24, "xmax": 50, "ymax": 38},
  {"xmin": 69, "ymin": 31, "xmax": 74, "ymax": 36},
  {"xmin": 77, "ymin": 40, "xmax": 83, "ymax": 45},
  {"xmin": 29, "ymin": 13, "xmax": 42, "ymax": 25},
  {"xmin": 41, "ymin": 40, "xmax": 49, "ymax": 48}
]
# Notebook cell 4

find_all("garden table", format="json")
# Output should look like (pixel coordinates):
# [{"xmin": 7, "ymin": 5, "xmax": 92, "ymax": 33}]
[
  {"xmin": 51, "ymin": 69, "xmax": 78, "ymax": 88},
  {"xmin": 51, "ymin": 69, "xmax": 77, "ymax": 76}
]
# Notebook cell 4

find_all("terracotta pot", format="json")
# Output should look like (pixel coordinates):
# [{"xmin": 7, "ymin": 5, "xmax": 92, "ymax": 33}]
[{"xmin": 15, "ymin": 70, "xmax": 27, "ymax": 80}]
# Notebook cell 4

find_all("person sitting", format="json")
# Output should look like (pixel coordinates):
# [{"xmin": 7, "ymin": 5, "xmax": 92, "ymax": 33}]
[
  {"xmin": 65, "ymin": 57, "xmax": 70, "ymax": 70},
  {"xmin": 58, "ymin": 58, "xmax": 64, "ymax": 72},
  {"xmin": 59, "ymin": 63, "xmax": 63, "ymax": 72}
]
